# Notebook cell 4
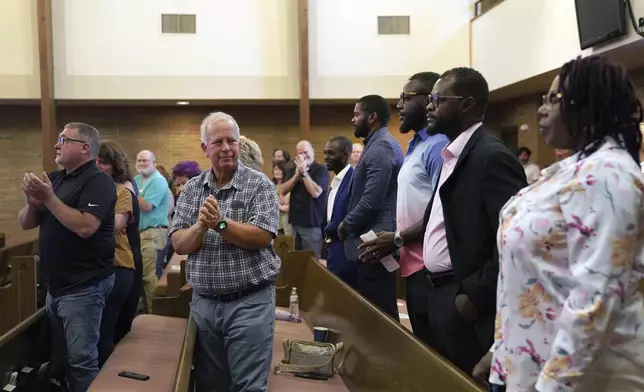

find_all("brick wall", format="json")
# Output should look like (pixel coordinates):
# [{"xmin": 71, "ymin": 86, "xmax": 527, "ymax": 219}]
[
  {"xmin": 3, "ymin": 67, "xmax": 643, "ymax": 245},
  {"xmin": 0, "ymin": 104, "xmax": 409, "ymax": 245}
]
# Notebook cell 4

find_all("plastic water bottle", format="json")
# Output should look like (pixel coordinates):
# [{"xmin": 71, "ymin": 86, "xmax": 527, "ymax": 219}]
[{"xmin": 289, "ymin": 287, "xmax": 300, "ymax": 318}]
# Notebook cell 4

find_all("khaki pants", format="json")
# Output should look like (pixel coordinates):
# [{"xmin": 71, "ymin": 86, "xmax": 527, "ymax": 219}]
[{"xmin": 140, "ymin": 227, "xmax": 168, "ymax": 313}]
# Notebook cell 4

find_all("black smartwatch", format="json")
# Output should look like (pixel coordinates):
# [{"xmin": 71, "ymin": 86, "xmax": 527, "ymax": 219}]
[{"xmin": 214, "ymin": 219, "xmax": 228, "ymax": 233}]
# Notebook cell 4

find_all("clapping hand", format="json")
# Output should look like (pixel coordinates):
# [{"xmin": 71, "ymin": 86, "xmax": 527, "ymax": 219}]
[
  {"xmin": 295, "ymin": 154, "xmax": 308, "ymax": 176},
  {"xmin": 23, "ymin": 172, "xmax": 53, "ymax": 204},
  {"xmin": 199, "ymin": 195, "xmax": 222, "ymax": 229}
]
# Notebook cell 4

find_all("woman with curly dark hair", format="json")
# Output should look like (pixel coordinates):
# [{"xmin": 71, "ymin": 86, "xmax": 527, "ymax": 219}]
[{"xmin": 96, "ymin": 140, "xmax": 143, "ymax": 361}]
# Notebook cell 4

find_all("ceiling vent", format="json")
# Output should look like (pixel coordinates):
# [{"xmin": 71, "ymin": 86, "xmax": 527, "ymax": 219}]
[
  {"xmin": 377, "ymin": 16, "xmax": 410, "ymax": 35},
  {"xmin": 161, "ymin": 14, "xmax": 197, "ymax": 34}
]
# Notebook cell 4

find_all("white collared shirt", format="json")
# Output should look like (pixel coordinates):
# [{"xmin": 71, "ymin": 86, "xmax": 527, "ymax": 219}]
[{"xmin": 327, "ymin": 164, "xmax": 351, "ymax": 222}]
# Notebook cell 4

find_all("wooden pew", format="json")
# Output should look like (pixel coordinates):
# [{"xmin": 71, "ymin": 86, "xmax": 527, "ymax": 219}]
[
  {"xmin": 153, "ymin": 249, "xmax": 483, "ymax": 391},
  {"xmin": 276, "ymin": 251, "xmax": 485, "ymax": 392},
  {"xmin": 0, "ymin": 239, "xmax": 38, "ymax": 286},
  {"xmin": 90, "ymin": 259, "xmax": 195, "ymax": 391},
  {"xmin": 0, "ymin": 255, "xmax": 39, "ymax": 335},
  {"xmin": 0, "ymin": 308, "xmax": 50, "ymax": 391},
  {"xmin": 88, "ymin": 315, "xmax": 195, "ymax": 392},
  {"xmin": 154, "ymin": 252, "xmax": 187, "ymax": 297}
]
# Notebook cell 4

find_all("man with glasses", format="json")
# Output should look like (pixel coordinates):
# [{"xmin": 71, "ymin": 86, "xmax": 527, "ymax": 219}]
[
  {"xmin": 421, "ymin": 68, "xmax": 525, "ymax": 375},
  {"xmin": 359, "ymin": 72, "xmax": 448, "ymax": 345},
  {"xmin": 20, "ymin": 123, "xmax": 116, "ymax": 392}
]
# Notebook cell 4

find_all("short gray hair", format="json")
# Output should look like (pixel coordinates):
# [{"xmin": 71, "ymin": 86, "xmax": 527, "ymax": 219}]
[
  {"xmin": 239, "ymin": 136, "xmax": 263, "ymax": 171},
  {"xmin": 200, "ymin": 112, "xmax": 241, "ymax": 144},
  {"xmin": 65, "ymin": 122, "xmax": 100, "ymax": 159}
]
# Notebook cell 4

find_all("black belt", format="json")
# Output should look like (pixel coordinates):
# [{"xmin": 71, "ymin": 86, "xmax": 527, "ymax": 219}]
[
  {"xmin": 198, "ymin": 281, "xmax": 272, "ymax": 303},
  {"xmin": 425, "ymin": 270, "xmax": 456, "ymax": 289}
]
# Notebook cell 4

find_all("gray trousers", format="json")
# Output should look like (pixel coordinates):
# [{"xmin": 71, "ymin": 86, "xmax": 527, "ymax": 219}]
[
  {"xmin": 292, "ymin": 225, "xmax": 323, "ymax": 259},
  {"xmin": 191, "ymin": 285, "xmax": 275, "ymax": 392}
]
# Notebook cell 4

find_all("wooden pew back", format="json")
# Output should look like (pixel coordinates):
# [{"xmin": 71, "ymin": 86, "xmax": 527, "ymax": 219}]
[
  {"xmin": 0, "ymin": 256, "xmax": 39, "ymax": 335},
  {"xmin": 0, "ymin": 239, "xmax": 38, "ymax": 285},
  {"xmin": 289, "ymin": 255, "xmax": 484, "ymax": 392},
  {"xmin": 0, "ymin": 308, "xmax": 49, "ymax": 390},
  {"xmin": 88, "ymin": 315, "xmax": 192, "ymax": 392}
]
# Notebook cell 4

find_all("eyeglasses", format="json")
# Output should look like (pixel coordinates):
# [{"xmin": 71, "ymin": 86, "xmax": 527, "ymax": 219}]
[
  {"xmin": 542, "ymin": 92, "xmax": 563, "ymax": 106},
  {"xmin": 427, "ymin": 94, "xmax": 465, "ymax": 108},
  {"xmin": 399, "ymin": 91, "xmax": 431, "ymax": 102},
  {"xmin": 58, "ymin": 136, "xmax": 88, "ymax": 145}
]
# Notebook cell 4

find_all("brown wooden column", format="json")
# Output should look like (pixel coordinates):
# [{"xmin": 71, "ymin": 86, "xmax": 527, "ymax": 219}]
[
  {"xmin": 297, "ymin": 0, "xmax": 310, "ymax": 141},
  {"xmin": 37, "ymin": 0, "xmax": 57, "ymax": 172}
]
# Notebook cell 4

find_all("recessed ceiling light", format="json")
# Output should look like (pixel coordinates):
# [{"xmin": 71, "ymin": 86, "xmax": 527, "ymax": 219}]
[{"xmin": 176, "ymin": 101, "xmax": 190, "ymax": 105}]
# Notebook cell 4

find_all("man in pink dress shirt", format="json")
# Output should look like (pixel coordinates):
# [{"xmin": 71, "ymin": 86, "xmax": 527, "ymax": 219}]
[{"xmin": 419, "ymin": 68, "xmax": 526, "ymax": 375}]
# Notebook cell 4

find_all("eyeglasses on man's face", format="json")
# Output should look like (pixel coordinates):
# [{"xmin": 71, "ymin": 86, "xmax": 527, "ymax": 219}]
[
  {"xmin": 399, "ymin": 91, "xmax": 431, "ymax": 103},
  {"xmin": 427, "ymin": 94, "xmax": 465, "ymax": 108},
  {"xmin": 57, "ymin": 136, "xmax": 88, "ymax": 145}
]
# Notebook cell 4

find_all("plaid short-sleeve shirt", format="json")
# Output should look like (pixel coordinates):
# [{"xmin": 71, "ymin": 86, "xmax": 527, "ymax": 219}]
[{"xmin": 169, "ymin": 162, "xmax": 281, "ymax": 295}]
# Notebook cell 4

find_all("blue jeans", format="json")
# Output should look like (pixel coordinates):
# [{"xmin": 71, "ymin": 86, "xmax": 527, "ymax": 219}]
[
  {"xmin": 292, "ymin": 225, "xmax": 323, "ymax": 259},
  {"xmin": 46, "ymin": 274, "xmax": 114, "ymax": 392},
  {"xmin": 192, "ymin": 285, "xmax": 275, "ymax": 392},
  {"xmin": 98, "ymin": 268, "xmax": 134, "ymax": 367},
  {"xmin": 491, "ymin": 385, "xmax": 506, "ymax": 392}
]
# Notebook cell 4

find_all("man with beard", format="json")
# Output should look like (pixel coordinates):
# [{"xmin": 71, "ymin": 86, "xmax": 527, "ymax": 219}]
[
  {"xmin": 421, "ymin": 68, "xmax": 526, "ymax": 374},
  {"xmin": 134, "ymin": 150, "xmax": 169, "ymax": 313},
  {"xmin": 323, "ymin": 135, "xmax": 358, "ymax": 289},
  {"xmin": 338, "ymin": 95, "xmax": 403, "ymax": 320},
  {"xmin": 359, "ymin": 72, "xmax": 448, "ymax": 344}
]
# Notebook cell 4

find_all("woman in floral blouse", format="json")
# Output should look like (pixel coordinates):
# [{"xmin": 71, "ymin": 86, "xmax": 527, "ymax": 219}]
[{"xmin": 477, "ymin": 56, "xmax": 644, "ymax": 391}]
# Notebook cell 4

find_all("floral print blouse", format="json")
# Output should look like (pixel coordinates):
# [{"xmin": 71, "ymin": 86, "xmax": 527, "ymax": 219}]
[{"xmin": 490, "ymin": 139, "xmax": 644, "ymax": 391}]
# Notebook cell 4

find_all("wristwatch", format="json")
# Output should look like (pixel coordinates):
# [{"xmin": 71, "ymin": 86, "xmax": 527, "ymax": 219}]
[
  {"xmin": 214, "ymin": 219, "xmax": 228, "ymax": 233},
  {"xmin": 394, "ymin": 230, "xmax": 404, "ymax": 248}
]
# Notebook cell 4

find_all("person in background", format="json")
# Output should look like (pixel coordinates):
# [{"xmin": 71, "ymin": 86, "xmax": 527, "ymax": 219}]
[
  {"xmin": 162, "ymin": 160, "xmax": 203, "ymax": 266},
  {"xmin": 135, "ymin": 150, "xmax": 170, "ymax": 313},
  {"xmin": 476, "ymin": 56, "xmax": 644, "ymax": 392},
  {"xmin": 20, "ymin": 123, "xmax": 116, "ymax": 392},
  {"xmin": 349, "ymin": 143, "xmax": 363, "ymax": 167},
  {"xmin": 324, "ymin": 135, "xmax": 358, "ymax": 289},
  {"xmin": 272, "ymin": 148, "xmax": 291, "ymax": 165},
  {"xmin": 172, "ymin": 160, "xmax": 202, "ymax": 198},
  {"xmin": 272, "ymin": 162, "xmax": 292, "ymax": 235},
  {"xmin": 339, "ymin": 94, "xmax": 403, "ymax": 320},
  {"xmin": 360, "ymin": 71, "xmax": 449, "ymax": 345},
  {"xmin": 517, "ymin": 146, "xmax": 540, "ymax": 184},
  {"xmin": 279, "ymin": 141, "xmax": 330, "ymax": 258},
  {"xmin": 112, "ymin": 148, "xmax": 142, "ymax": 345},
  {"xmin": 170, "ymin": 112, "xmax": 279, "ymax": 391},
  {"xmin": 239, "ymin": 135, "xmax": 264, "ymax": 171},
  {"xmin": 96, "ymin": 140, "xmax": 136, "ymax": 367},
  {"xmin": 157, "ymin": 165, "xmax": 175, "ymax": 218}
]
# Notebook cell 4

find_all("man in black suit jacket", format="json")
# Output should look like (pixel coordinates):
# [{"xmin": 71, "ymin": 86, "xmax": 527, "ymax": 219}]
[{"xmin": 415, "ymin": 68, "xmax": 526, "ymax": 375}]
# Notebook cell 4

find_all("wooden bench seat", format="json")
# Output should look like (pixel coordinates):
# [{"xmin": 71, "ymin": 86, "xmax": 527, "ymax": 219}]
[
  {"xmin": 88, "ymin": 315, "xmax": 188, "ymax": 392},
  {"xmin": 269, "ymin": 315, "xmax": 350, "ymax": 391}
]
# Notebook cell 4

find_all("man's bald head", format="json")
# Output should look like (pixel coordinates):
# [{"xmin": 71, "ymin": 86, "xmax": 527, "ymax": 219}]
[
  {"xmin": 136, "ymin": 150, "xmax": 157, "ymax": 177},
  {"xmin": 295, "ymin": 140, "xmax": 314, "ymax": 166}
]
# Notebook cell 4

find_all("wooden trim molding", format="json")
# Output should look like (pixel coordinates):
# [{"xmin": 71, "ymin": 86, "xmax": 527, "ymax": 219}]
[{"xmin": 37, "ymin": 0, "xmax": 57, "ymax": 172}]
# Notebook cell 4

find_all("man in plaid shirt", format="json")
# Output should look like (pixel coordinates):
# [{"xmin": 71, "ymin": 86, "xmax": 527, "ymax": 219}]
[{"xmin": 170, "ymin": 111, "xmax": 280, "ymax": 391}]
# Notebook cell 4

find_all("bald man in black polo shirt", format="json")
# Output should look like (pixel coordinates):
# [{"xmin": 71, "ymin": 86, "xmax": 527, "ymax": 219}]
[{"xmin": 20, "ymin": 122, "xmax": 116, "ymax": 392}]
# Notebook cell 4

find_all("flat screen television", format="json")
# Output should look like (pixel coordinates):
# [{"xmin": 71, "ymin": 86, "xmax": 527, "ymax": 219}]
[{"xmin": 575, "ymin": 0, "xmax": 627, "ymax": 50}]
